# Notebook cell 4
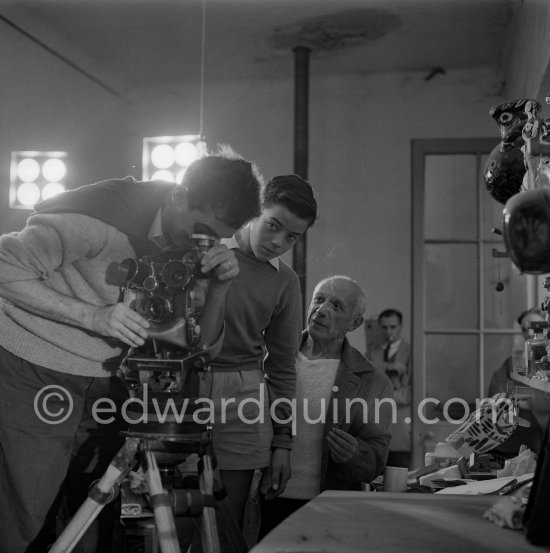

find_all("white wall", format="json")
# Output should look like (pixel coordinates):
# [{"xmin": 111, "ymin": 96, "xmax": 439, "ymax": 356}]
[
  {"xmin": 129, "ymin": 65, "xmax": 505, "ymax": 351},
  {"xmin": 0, "ymin": 17, "xmax": 507, "ymax": 353},
  {"xmin": 0, "ymin": 19, "xmax": 130, "ymax": 233}
]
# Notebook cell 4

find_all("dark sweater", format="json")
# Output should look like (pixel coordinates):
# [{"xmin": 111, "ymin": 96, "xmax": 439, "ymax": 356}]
[{"xmin": 212, "ymin": 245, "xmax": 302, "ymax": 445}]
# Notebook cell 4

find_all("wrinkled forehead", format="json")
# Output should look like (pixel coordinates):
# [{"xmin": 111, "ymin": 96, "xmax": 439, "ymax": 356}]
[{"xmin": 313, "ymin": 278, "xmax": 356, "ymax": 306}]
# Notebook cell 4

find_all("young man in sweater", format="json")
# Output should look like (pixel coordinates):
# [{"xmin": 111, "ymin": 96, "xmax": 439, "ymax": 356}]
[
  {"xmin": 208, "ymin": 174, "xmax": 318, "ymax": 529},
  {"xmin": 0, "ymin": 147, "xmax": 262, "ymax": 553},
  {"xmin": 259, "ymin": 276, "xmax": 393, "ymax": 537}
]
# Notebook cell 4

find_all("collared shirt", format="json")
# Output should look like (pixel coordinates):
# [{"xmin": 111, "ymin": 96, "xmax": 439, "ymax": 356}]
[
  {"xmin": 221, "ymin": 223, "xmax": 279, "ymax": 270},
  {"xmin": 146, "ymin": 208, "xmax": 167, "ymax": 250}
]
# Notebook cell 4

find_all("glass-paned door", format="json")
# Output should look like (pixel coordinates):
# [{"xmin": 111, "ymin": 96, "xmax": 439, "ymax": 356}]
[{"xmin": 411, "ymin": 139, "xmax": 530, "ymax": 466}]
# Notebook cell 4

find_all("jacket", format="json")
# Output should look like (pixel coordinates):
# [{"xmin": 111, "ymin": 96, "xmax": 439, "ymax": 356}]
[
  {"xmin": 369, "ymin": 339, "xmax": 411, "ymax": 451},
  {"xmin": 300, "ymin": 333, "xmax": 393, "ymax": 491}
]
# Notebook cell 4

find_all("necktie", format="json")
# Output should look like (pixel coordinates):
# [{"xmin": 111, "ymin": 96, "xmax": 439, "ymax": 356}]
[{"xmin": 383, "ymin": 343, "xmax": 391, "ymax": 362}]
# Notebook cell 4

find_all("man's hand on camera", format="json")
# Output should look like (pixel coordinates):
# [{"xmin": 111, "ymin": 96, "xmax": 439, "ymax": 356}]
[
  {"xmin": 92, "ymin": 303, "xmax": 150, "ymax": 347},
  {"xmin": 199, "ymin": 244, "xmax": 239, "ymax": 283}
]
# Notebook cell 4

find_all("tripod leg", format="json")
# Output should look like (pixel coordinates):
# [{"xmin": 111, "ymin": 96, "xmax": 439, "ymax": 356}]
[
  {"xmin": 210, "ymin": 467, "xmax": 249, "ymax": 553},
  {"xmin": 50, "ymin": 438, "xmax": 140, "ymax": 553},
  {"xmin": 144, "ymin": 450, "xmax": 181, "ymax": 553},
  {"xmin": 199, "ymin": 454, "xmax": 221, "ymax": 553}
]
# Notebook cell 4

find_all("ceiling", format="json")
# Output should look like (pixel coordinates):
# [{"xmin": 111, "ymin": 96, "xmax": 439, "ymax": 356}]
[{"xmin": 0, "ymin": 0, "xmax": 517, "ymax": 96}]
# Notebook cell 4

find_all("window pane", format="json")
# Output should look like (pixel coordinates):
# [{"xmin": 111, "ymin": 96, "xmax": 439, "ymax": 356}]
[
  {"xmin": 425, "ymin": 154, "xmax": 478, "ymax": 240},
  {"xmin": 482, "ymin": 243, "xmax": 527, "ymax": 329},
  {"xmin": 425, "ymin": 243, "xmax": 478, "ymax": 329},
  {"xmin": 484, "ymin": 333, "xmax": 516, "ymax": 396},
  {"xmin": 426, "ymin": 334, "xmax": 479, "ymax": 405}
]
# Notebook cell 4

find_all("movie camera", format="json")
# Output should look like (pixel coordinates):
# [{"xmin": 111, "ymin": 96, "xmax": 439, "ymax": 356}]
[
  {"xmin": 51, "ymin": 233, "xmax": 244, "ymax": 553},
  {"xmin": 119, "ymin": 233, "xmax": 215, "ymax": 348},
  {"xmin": 117, "ymin": 233, "xmax": 217, "ymax": 439}
]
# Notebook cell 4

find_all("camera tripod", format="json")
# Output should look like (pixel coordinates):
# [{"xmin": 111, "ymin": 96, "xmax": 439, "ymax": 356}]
[{"xmin": 49, "ymin": 428, "xmax": 247, "ymax": 553}]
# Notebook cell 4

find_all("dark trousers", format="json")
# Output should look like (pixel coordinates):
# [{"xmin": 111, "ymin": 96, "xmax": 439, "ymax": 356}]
[
  {"xmin": 258, "ymin": 497, "xmax": 309, "ymax": 540},
  {"xmin": 0, "ymin": 346, "xmax": 129, "ymax": 553}
]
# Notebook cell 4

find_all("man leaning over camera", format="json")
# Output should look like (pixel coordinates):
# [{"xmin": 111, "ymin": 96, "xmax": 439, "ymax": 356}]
[{"xmin": 0, "ymin": 145, "xmax": 263, "ymax": 553}]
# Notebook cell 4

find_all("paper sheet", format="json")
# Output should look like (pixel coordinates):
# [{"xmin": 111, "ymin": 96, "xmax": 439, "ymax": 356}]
[{"xmin": 435, "ymin": 473, "xmax": 534, "ymax": 495}]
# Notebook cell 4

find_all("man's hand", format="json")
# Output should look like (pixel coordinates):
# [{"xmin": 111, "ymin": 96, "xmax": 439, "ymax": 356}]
[
  {"xmin": 200, "ymin": 244, "xmax": 239, "ymax": 283},
  {"xmin": 91, "ymin": 303, "xmax": 150, "ymax": 347},
  {"xmin": 327, "ymin": 428, "xmax": 358, "ymax": 464},
  {"xmin": 260, "ymin": 448, "xmax": 291, "ymax": 501},
  {"xmin": 195, "ymin": 244, "xmax": 237, "ymax": 347}
]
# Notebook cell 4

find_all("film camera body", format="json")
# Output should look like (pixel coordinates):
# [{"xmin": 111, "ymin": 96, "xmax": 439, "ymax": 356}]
[
  {"xmin": 118, "ymin": 233, "xmax": 216, "ymax": 440},
  {"xmin": 119, "ymin": 234, "xmax": 215, "ymax": 350}
]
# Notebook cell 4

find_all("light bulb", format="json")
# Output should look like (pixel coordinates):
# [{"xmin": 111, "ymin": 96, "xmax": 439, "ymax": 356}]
[
  {"xmin": 17, "ymin": 182, "xmax": 41, "ymax": 206},
  {"xmin": 42, "ymin": 182, "xmax": 65, "ymax": 200},
  {"xmin": 151, "ymin": 145, "xmax": 175, "ymax": 169},
  {"xmin": 151, "ymin": 170, "xmax": 175, "ymax": 182},
  {"xmin": 17, "ymin": 158, "xmax": 40, "ymax": 182},
  {"xmin": 42, "ymin": 158, "xmax": 66, "ymax": 182}
]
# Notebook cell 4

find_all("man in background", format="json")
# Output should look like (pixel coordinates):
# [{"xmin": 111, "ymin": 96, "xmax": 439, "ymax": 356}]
[
  {"xmin": 368, "ymin": 308, "xmax": 411, "ymax": 468},
  {"xmin": 488, "ymin": 307, "xmax": 547, "ymax": 458}
]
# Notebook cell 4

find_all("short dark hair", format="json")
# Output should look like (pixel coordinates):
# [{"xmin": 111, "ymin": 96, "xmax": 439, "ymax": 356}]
[
  {"xmin": 178, "ymin": 145, "xmax": 263, "ymax": 228},
  {"xmin": 262, "ymin": 174, "xmax": 318, "ymax": 227},
  {"xmin": 378, "ymin": 309, "xmax": 403, "ymax": 324}
]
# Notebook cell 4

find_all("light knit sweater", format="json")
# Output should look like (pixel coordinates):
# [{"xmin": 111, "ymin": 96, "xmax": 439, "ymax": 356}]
[
  {"xmin": 0, "ymin": 213, "xmax": 135, "ymax": 376},
  {"xmin": 282, "ymin": 352, "xmax": 340, "ymax": 499}
]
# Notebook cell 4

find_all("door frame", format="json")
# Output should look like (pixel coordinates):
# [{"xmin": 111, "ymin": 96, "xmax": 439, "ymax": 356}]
[{"xmin": 410, "ymin": 137, "xmax": 501, "ymax": 467}]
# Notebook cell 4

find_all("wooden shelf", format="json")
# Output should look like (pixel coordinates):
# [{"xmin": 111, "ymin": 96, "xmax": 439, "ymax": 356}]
[{"xmin": 511, "ymin": 371, "xmax": 550, "ymax": 394}]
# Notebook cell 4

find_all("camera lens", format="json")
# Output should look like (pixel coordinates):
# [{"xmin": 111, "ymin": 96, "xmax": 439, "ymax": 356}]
[
  {"xmin": 162, "ymin": 261, "xmax": 190, "ymax": 288},
  {"xmin": 145, "ymin": 296, "xmax": 172, "ymax": 323},
  {"xmin": 117, "ymin": 258, "xmax": 152, "ymax": 287},
  {"xmin": 117, "ymin": 258, "xmax": 138, "ymax": 284}
]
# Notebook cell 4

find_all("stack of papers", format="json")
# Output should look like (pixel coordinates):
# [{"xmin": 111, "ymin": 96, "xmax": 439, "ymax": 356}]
[{"xmin": 435, "ymin": 473, "xmax": 534, "ymax": 495}]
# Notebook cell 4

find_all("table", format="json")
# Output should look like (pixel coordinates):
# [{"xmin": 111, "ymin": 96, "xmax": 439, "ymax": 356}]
[{"xmin": 249, "ymin": 491, "xmax": 550, "ymax": 553}]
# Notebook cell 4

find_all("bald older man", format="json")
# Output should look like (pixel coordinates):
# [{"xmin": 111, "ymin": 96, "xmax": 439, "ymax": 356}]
[{"xmin": 259, "ymin": 275, "xmax": 393, "ymax": 537}]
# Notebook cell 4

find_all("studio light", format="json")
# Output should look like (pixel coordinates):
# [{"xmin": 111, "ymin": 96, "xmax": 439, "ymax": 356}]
[
  {"xmin": 10, "ymin": 151, "xmax": 67, "ymax": 209},
  {"xmin": 142, "ymin": 135, "xmax": 206, "ymax": 183},
  {"xmin": 142, "ymin": 0, "xmax": 209, "ymax": 186}
]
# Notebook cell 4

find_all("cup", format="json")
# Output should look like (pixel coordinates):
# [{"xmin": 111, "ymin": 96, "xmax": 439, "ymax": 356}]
[{"xmin": 383, "ymin": 466, "xmax": 408, "ymax": 492}]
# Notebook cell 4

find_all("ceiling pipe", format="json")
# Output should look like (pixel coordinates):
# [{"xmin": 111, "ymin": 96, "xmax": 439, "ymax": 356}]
[{"xmin": 292, "ymin": 46, "xmax": 310, "ymax": 318}]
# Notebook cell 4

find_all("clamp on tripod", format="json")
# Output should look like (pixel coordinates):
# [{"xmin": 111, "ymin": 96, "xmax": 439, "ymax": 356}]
[
  {"xmin": 50, "ymin": 431, "xmax": 238, "ymax": 553},
  {"xmin": 50, "ymin": 349, "xmax": 247, "ymax": 553},
  {"xmin": 50, "ymin": 242, "xmax": 249, "ymax": 553}
]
